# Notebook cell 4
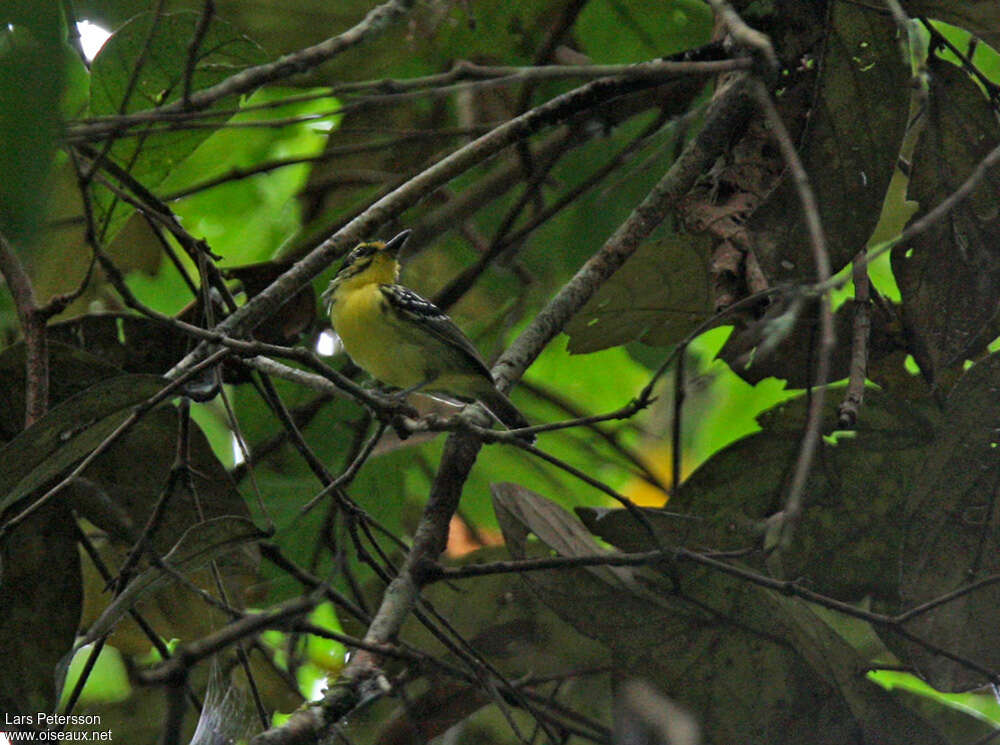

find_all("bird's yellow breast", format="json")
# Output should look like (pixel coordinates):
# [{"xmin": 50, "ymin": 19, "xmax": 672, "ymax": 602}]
[{"xmin": 330, "ymin": 283, "xmax": 423, "ymax": 389}]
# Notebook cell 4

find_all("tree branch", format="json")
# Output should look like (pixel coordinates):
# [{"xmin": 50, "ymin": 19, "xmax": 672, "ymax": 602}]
[{"xmin": 0, "ymin": 232, "xmax": 48, "ymax": 426}]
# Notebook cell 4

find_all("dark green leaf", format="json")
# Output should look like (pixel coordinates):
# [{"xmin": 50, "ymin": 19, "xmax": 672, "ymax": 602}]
[
  {"xmin": 80, "ymin": 516, "xmax": 266, "ymax": 645},
  {"xmin": 565, "ymin": 233, "xmax": 713, "ymax": 354},
  {"xmin": 0, "ymin": 23, "xmax": 66, "ymax": 247},
  {"xmin": 0, "ymin": 372, "xmax": 168, "ymax": 517},
  {"xmin": 493, "ymin": 482, "xmax": 680, "ymax": 652},
  {"xmin": 749, "ymin": 1, "xmax": 911, "ymax": 282},
  {"xmin": 50, "ymin": 314, "xmax": 193, "ymax": 375},
  {"xmin": 891, "ymin": 58, "xmax": 1000, "ymax": 384},
  {"xmin": 891, "ymin": 352, "xmax": 1000, "ymax": 690},
  {"xmin": 0, "ymin": 503, "xmax": 81, "ymax": 715},
  {"xmin": 0, "ymin": 341, "xmax": 125, "ymax": 442}
]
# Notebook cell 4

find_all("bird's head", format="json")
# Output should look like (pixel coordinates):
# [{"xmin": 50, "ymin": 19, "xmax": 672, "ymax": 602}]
[{"xmin": 323, "ymin": 229, "xmax": 411, "ymax": 303}]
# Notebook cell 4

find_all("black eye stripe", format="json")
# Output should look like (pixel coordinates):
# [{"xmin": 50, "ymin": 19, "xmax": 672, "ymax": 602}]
[
  {"xmin": 341, "ymin": 242, "xmax": 380, "ymax": 270},
  {"xmin": 340, "ymin": 247, "xmax": 370, "ymax": 271}
]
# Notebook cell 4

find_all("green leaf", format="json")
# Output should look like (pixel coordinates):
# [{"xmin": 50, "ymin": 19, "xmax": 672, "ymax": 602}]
[
  {"xmin": 79, "ymin": 516, "xmax": 267, "ymax": 645},
  {"xmin": 59, "ymin": 643, "xmax": 131, "ymax": 707},
  {"xmin": 0, "ymin": 372, "xmax": 168, "ymax": 517},
  {"xmin": 0, "ymin": 23, "xmax": 66, "ymax": 247},
  {"xmin": 161, "ymin": 87, "xmax": 340, "ymax": 265},
  {"xmin": 890, "ymin": 58, "xmax": 1000, "ymax": 384},
  {"xmin": 906, "ymin": 0, "xmax": 1000, "ymax": 53},
  {"xmin": 749, "ymin": 1, "xmax": 911, "ymax": 282},
  {"xmin": 576, "ymin": 0, "xmax": 711, "ymax": 63},
  {"xmin": 565, "ymin": 233, "xmax": 713, "ymax": 354},
  {"xmin": 88, "ymin": 11, "xmax": 266, "ymax": 240}
]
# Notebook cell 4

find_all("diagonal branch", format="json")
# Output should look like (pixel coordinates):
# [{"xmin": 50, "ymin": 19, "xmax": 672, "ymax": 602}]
[{"xmin": 165, "ymin": 49, "xmax": 744, "ymax": 380}]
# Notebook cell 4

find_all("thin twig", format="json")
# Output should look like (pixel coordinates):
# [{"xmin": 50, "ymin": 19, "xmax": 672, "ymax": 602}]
[
  {"xmin": 432, "ymin": 105, "xmax": 675, "ymax": 311},
  {"xmin": 65, "ymin": 48, "xmax": 722, "ymax": 137},
  {"xmin": 517, "ymin": 379, "xmax": 672, "ymax": 494},
  {"xmin": 67, "ymin": 55, "xmax": 747, "ymax": 142},
  {"xmin": 300, "ymin": 422, "xmax": 388, "ymax": 514},
  {"xmin": 513, "ymin": 0, "xmax": 591, "ymax": 115},
  {"xmin": 182, "ymin": 0, "xmax": 215, "ymax": 107},
  {"xmin": 749, "ymin": 80, "xmax": 835, "ymax": 548},
  {"xmin": 838, "ymin": 251, "xmax": 870, "ymax": 428},
  {"xmin": 74, "ymin": 524, "xmax": 203, "ymax": 712}
]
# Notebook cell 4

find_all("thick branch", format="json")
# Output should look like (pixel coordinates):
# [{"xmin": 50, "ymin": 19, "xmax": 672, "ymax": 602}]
[
  {"xmin": 0, "ymin": 233, "xmax": 48, "ymax": 425},
  {"xmin": 495, "ymin": 74, "xmax": 756, "ymax": 388}
]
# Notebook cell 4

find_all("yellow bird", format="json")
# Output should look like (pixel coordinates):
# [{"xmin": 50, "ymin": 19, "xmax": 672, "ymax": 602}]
[{"xmin": 323, "ymin": 230, "xmax": 533, "ymax": 440}]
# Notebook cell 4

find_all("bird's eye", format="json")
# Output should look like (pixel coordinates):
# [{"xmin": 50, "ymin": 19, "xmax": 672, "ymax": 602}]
[{"xmin": 341, "ymin": 243, "xmax": 377, "ymax": 271}]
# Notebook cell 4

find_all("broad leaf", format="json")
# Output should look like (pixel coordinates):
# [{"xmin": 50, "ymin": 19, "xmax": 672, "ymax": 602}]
[
  {"xmin": 0, "ymin": 372, "xmax": 168, "ymax": 517},
  {"xmin": 748, "ymin": 1, "xmax": 911, "ymax": 283},
  {"xmin": 892, "ymin": 352, "xmax": 1000, "ymax": 690},
  {"xmin": 565, "ymin": 233, "xmax": 713, "ymax": 354},
  {"xmin": 906, "ymin": 1, "xmax": 1000, "ymax": 52},
  {"xmin": 80, "ymin": 516, "xmax": 266, "ymax": 645},
  {"xmin": 0, "ymin": 21, "xmax": 65, "ymax": 247},
  {"xmin": 891, "ymin": 58, "xmax": 1000, "ymax": 384},
  {"xmin": 88, "ymin": 11, "xmax": 265, "ymax": 239}
]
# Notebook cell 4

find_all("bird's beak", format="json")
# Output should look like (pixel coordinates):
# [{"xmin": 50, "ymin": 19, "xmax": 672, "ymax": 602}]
[{"xmin": 384, "ymin": 229, "xmax": 412, "ymax": 256}]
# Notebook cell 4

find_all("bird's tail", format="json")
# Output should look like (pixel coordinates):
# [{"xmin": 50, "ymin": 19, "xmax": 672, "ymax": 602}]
[{"xmin": 477, "ymin": 387, "xmax": 535, "ymax": 442}]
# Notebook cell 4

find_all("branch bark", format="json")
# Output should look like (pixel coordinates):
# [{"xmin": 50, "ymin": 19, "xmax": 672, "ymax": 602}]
[{"xmin": 0, "ymin": 233, "xmax": 48, "ymax": 426}]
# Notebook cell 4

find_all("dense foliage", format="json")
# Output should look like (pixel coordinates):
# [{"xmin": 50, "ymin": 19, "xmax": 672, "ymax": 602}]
[{"xmin": 2, "ymin": 1, "xmax": 1000, "ymax": 743}]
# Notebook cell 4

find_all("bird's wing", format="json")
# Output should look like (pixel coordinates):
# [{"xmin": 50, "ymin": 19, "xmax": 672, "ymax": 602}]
[{"xmin": 379, "ymin": 284, "xmax": 494, "ymax": 381}]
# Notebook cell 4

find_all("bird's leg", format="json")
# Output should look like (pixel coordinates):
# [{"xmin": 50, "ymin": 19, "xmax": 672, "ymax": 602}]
[
  {"xmin": 388, "ymin": 370, "xmax": 439, "ymax": 401},
  {"xmin": 390, "ymin": 380, "xmax": 430, "ymax": 400},
  {"xmin": 384, "ymin": 374, "xmax": 439, "ymax": 440},
  {"xmin": 368, "ymin": 380, "xmax": 416, "ymax": 403}
]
